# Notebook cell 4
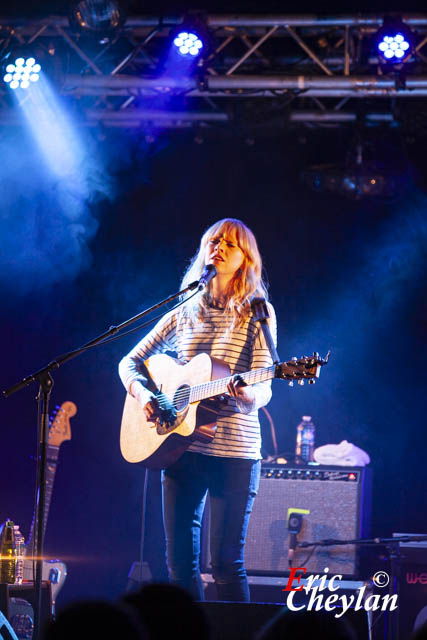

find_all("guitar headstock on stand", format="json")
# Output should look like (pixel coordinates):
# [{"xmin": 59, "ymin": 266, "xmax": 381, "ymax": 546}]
[
  {"xmin": 48, "ymin": 401, "xmax": 76, "ymax": 447},
  {"xmin": 276, "ymin": 351, "xmax": 331, "ymax": 386}
]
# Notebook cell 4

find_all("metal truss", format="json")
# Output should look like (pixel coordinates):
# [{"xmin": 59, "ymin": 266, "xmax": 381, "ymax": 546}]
[{"xmin": 2, "ymin": 13, "xmax": 427, "ymax": 129}]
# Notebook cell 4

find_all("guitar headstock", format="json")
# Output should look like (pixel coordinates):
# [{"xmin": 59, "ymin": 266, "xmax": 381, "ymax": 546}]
[
  {"xmin": 48, "ymin": 401, "xmax": 77, "ymax": 446},
  {"xmin": 276, "ymin": 351, "xmax": 330, "ymax": 385}
]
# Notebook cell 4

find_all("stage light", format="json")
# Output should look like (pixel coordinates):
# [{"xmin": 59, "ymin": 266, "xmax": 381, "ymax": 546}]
[
  {"xmin": 378, "ymin": 34, "xmax": 410, "ymax": 60},
  {"xmin": 173, "ymin": 31, "xmax": 204, "ymax": 57},
  {"xmin": 169, "ymin": 17, "xmax": 210, "ymax": 62},
  {"xmin": 376, "ymin": 17, "xmax": 414, "ymax": 64},
  {"xmin": 69, "ymin": 0, "xmax": 127, "ymax": 38},
  {"xmin": 3, "ymin": 55, "xmax": 41, "ymax": 90}
]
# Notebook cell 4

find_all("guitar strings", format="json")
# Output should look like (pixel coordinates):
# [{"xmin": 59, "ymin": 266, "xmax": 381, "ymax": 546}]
[
  {"xmin": 191, "ymin": 366, "xmax": 275, "ymax": 401},
  {"xmin": 154, "ymin": 357, "xmax": 318, "ymax": 411},
  {"xmin": 155, "ymin": 372, "xmax": 261, "ymax": 409},
  {"xmin": 154, "ymin": 365, "xmax": 276, "ymax": 410}
]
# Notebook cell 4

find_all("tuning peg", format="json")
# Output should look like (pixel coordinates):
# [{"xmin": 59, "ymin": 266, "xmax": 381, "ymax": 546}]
[
  {"xmin": 288, "ymin": 381, "xmax": 294, "ymax": 387},
  {"xmin": 298, "ymin": 379, "xmax": 304, "ymax": 386},
  {"xmin": 308, "ymin": 379, "xmax": 316, "ymax": 385}
]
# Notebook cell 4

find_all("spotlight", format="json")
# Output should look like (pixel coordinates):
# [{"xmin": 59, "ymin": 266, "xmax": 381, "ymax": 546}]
[
  {"xmin": 378, "ymin": 34, "xmax": 410, "ymax": 60},
  {"xmin": 3, "ymin": 55, "xmax": 41, "ymax": 90},
  {"xmin": 376, "ymin": 17, "xmax": 414, "ymax": 64},
  {"xmin": 173, "ymin": 32, "xmax": 204, "ymax": 58},
  {"xmin": 69, "ymin": 0, "xmax": 127, "ymax": 38},
  {"xmin": 170, "ymin": 17, "xmax": 210, "ymax": 61}
]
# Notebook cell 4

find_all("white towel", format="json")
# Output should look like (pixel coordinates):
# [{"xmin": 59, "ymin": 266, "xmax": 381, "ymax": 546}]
[{"xmin": 313, "ymin": 440, "xmax": 370, "ymax": 466}]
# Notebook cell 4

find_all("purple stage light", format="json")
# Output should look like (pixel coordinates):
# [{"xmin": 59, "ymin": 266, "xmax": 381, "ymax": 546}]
[
  {"xmin": 173, "ymin": 31, "xmax": 204, "ymax": 57},
  {"xmin": 377, "ymin": 33, "xmax": 410, "ymax": 61},
  {"xmin": 376, "ymin": 17, "xmax": 414, "ymax": 64}
]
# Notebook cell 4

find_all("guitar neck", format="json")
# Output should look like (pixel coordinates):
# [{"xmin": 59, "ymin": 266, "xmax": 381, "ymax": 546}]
[
  {"xmin": 190, "ymin": 365, "xmax": 276, "ymax": 403},
  {"xmin": 27, "ymin": 444, "xmax": 60, "ymax": 548}
]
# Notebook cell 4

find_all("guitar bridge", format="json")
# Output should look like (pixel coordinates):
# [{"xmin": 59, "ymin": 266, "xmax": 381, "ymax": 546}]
[{"xmin": 155, "ymin": 408, "xmax": 188, "ymax": 435}]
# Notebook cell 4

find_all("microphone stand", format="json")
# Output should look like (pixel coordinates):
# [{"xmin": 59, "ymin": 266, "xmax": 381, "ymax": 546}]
[{"xmin": 2, "ymin": 279, "xmax": 200, "ymax": 640}]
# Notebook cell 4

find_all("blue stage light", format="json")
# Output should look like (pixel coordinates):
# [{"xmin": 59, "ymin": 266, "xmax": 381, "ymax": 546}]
[
  {"xmin": 173, "ymin": 31, "xmax": 204, "ymax": 57},
  {"xmin": 168, "ymin": 16, "xmax": 210, "ymax": 64},
  {"xmin": 376, "ymin": 18, "xmax": 414, "ymax": 64},
  {"xmin": 378, "ymin": 33, "xmax": 410, "ymax": 61},
  {"xmin": 3, "ymin": 56, "xmax": 41, "ymax": 90}
]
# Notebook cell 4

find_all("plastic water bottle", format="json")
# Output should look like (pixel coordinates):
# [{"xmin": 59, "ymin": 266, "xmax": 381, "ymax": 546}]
[
  {"xmin": 295, "ymin": 416, "xmax": 315, "ymax": 463},
  {"xmin": 13, "ymin": 525, "xmax": 25, "ymax": 584},
  {"xmin": 0, "ymin": 519, "xmax": 16, "ymax": 583}
]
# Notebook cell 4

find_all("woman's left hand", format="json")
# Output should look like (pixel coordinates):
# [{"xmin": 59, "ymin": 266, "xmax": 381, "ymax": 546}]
[{"xmin": 227, "ymin": 374, "xmax": 255, "ymax": 407}]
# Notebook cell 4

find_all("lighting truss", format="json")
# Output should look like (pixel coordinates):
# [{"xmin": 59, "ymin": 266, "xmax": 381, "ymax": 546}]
[{"xmin": 1, "ymin": 13, "xmax": 427, "ymax": 128}]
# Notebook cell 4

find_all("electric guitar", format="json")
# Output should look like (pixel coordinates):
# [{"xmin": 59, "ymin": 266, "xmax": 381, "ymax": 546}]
[
  {"xmin": 120, "ymin": 351, "xmax": 329, "ymax": 469},
  {"xmin": 21, "ymin": 401, "xmax": 76, "ymax": 602}
]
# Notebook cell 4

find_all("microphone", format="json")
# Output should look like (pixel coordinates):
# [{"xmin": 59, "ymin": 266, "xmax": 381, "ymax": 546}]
[
  {"xmin": 198, "ymin": 264, "xmax": 217, "ymax": 291},
  {"xmin": 287, "ymin": 508, "xmax": 309, "ymax": 567}
]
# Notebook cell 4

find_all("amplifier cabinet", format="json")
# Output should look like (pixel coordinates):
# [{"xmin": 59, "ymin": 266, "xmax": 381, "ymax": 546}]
[
  {"xmin": 201, "ymin": 464, "xmax": 372, "ymax": 578},
  {"xmin": 392, "ymin": 537, "xmax": 427, "ymax": 639}
]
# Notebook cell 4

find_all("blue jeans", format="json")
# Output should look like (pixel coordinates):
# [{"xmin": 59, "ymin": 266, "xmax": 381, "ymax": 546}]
[{"xmin": 162, "ymin": 452, "xmax": 261, "ymax": 601}]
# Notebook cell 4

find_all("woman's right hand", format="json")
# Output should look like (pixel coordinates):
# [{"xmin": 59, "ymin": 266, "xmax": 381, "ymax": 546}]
[
  {"xmin": 143, "ymin": 397, "xmax": 161, "ymax": 422},
  {"xmin": 130, "ymin": 381, "xmax": 162, "ymax": 422}
]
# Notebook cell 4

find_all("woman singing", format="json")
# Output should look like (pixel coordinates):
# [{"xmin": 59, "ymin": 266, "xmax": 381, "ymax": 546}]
[{"xmin": 119, "ymin": 218, "xmax": 277, "ymax": 601}]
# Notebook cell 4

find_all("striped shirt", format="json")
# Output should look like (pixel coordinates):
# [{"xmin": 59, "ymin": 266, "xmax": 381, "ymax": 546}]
[{"xmin": 118, "ymin": 303, "xmax": 277, "ymax": 460}]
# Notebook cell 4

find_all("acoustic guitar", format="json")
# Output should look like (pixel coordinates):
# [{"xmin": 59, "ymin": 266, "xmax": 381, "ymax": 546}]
[{"xmin": 120, "ymin": 351, "xmax": 329, "ymax": 469}]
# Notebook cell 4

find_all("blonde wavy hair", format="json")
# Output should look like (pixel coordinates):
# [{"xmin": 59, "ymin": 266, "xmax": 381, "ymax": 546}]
[{"xmin": 181, "ymin": 218, "xmax": 269, "ymax": 328}]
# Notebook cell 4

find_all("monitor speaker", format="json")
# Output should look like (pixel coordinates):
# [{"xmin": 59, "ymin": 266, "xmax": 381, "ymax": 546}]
[{"xmin": 201, "ymin": 464, "xmax": 372, "ymax": 577}]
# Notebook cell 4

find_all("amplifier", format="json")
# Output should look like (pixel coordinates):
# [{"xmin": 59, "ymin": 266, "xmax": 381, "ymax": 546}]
[
  {"xmin": 391, "ymin": 535, "xmax": 427, "ymax": 639},
  {"xmin": 201, "ymin": 464, "xmax": 372, "ymax": 578}
]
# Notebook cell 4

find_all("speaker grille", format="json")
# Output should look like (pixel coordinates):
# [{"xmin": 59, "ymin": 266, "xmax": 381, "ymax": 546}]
[{"xmin": 244, "ymin": 466, "xmax": 371, "ymax": 577}]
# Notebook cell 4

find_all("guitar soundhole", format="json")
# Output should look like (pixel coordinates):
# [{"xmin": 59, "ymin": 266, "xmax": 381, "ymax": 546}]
[
  {"xmin": 155, "ymin": 386, "xmax": 190, "ymax": 435},
  {"xmin": 173, "ymin": 384, "xmax": 190, "ymax": 412}
]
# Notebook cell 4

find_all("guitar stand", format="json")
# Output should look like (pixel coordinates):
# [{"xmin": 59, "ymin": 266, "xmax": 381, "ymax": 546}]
[
  {"xmin": 33, "ymin": 372, "xmax": 54, "ymax": 640},
  {"xmin": 125, "ymin": 467, "xmax": 153, "ymax": 593}
]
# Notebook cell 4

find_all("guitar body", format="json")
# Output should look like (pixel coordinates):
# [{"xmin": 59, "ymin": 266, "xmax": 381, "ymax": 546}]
[
  {"xmin": 22, "ymin": 558, "xmax": 67, "ymax": 604},
  {"xmin": 120, "ymin": 353, "xmax": 230, "ymax": 468}
]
